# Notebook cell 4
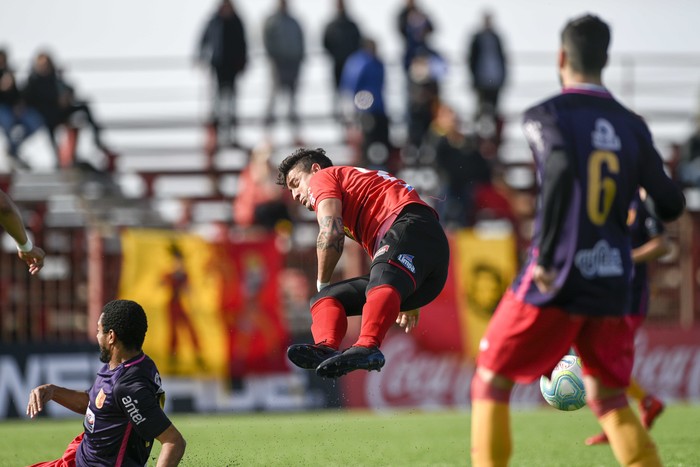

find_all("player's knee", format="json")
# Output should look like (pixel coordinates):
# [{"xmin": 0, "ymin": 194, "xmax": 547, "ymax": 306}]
[
  {"xmin": 471, "ymin": 367, "xmax": 514, "ymax": 402},
  {"xmin": 587, "ymin": 392, "xmax": 629, "ymax": 418}
]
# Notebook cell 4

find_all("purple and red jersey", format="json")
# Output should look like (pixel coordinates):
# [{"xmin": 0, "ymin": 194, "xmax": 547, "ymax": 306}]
[
  {"xmin": 76, "ymin": 353, "xmax": 171, "ymax": 467},
  {"xmin": 308, "ymin": 166, "xmax": 433, "ymax": 256},
  {"xmin": 512, "ymin": 84, "xmax": 683, "ymax": 316}
]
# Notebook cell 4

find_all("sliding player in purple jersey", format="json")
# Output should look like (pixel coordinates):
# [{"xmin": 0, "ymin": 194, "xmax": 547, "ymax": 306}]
[
  {"xmin": 27, "ymin": 300, "xmax": 186, "ymax": 467},
  {"xmin": 470, "ymin": 14, "xmax": 685, "ymax": 467}
]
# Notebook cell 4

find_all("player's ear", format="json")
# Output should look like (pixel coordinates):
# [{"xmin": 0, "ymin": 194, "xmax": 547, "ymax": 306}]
[
  {"xmin": 311, "ymin": 163, "xmax": 321, "ymax": 174},
  {"xmin": 557, "ymin": 47, "xmax": 566, "ymax": 70}
]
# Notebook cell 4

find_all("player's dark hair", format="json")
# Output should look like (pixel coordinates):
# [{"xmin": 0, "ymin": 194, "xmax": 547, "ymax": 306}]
[
  {"xmin": 276, "ymin": 147, "xmax": 334, "ymax": 187},
  {"xmin": 561, "ymin": 14, "xmax": 610, "ymax": 75},
  {"xmin": 101, "ymin": 299, "xmax": 148, "ymax": 351}
]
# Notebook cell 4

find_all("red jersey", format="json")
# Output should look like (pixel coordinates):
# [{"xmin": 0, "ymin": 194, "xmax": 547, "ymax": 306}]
[{"xmin": 308, "ymin": 166, "xmax": 432, "ymax": 256}]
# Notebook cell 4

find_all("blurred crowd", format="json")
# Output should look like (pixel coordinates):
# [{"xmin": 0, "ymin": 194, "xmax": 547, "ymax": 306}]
[
  {"xmin": 195, "ymin": 0, "xmax": 516, "ymax": 236},
  {"xmin": 0, "ymin": 49, "xmax": 116, "ymax": 170},
  {"xmin": 1, "ymin": 0, "xmax": 697, "ymax": 239}
]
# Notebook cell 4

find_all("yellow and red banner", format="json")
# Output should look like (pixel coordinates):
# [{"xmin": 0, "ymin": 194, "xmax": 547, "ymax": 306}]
[
  {"xmin": 119, "ymin": 229, "xmax": 288, "ymax": 378},
  {"xmin": 392, "ymin": 225, "xmax": 518, "ymax": 359}
]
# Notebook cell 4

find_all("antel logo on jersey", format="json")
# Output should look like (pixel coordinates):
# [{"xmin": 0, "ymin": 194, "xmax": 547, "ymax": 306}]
[
  {"xmin": 121, "ymin": 396, "xmax": 147, "ymax": 425},
  {"xmin": 397, "ymin": 254, "xmax": 416, "ymax": 273},
  {"xmin": 95, "ymin": 388, "xmax": 106, "ymax": 409}
]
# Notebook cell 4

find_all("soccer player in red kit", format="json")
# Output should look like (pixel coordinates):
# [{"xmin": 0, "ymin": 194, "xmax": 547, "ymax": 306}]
[
  {"xmin": 469, "ymin": 14, "xmax": 685, "ymax": 467},
  {"xmin": 277, "ymin": 147, "xmax": 449, "ymax": 377}
]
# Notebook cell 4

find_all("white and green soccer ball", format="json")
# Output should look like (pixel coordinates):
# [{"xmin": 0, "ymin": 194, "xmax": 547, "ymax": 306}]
[{"xmin": 539, "ymin": 355, "xmax": 586, "ymax": 411}]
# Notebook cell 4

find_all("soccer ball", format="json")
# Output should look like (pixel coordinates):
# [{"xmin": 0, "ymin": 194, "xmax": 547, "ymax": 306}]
[{"xmin": 539, "ymin": 355, "xmax": 586, "ymax": 411}]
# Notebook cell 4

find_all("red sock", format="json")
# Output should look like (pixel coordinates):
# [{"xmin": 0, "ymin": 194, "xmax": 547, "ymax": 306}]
[
  {"xmin": 355, "ymin": 285, "xmax": 401, "ymax": 348},
  {"xmin": 310, "ymin": 297, "xmax": 347, "ymax": 350}
]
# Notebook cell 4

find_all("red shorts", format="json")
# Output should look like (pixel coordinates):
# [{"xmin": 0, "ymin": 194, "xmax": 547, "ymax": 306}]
[
  {"xmin": 477, "ymin": 290, "xmax": 635, "ymax": 388},
  {"xmin": 28, "ymin": 432, "xmax": 83, "ymax": 467}
]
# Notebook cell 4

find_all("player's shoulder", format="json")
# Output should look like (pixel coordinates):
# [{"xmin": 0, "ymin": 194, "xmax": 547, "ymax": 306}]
[
  {"xmin": 523, "ymin": 94, "xmax": 561, "ymax": 125},
  {"xmin": 115, "ymin": 354, "xmax": 161, "ymax": 391}
]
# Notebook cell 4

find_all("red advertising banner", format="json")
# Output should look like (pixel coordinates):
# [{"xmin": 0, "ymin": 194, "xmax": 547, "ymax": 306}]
[{"xmin": 341, "ymin": 326, "xmax": 700, "ymax": 410}]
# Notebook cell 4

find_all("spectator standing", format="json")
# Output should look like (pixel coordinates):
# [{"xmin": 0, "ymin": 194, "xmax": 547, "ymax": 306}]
[
  {"xmin": 423, "ymin": 103, "xmax": 491, "ymax": 228},
  {"xmin": 0, "ymin": 48, "xmax": 44, "ymax": 169},
  {"xmin": 198, "ymin": 0, "xmax": 248, "ymax": 148},
  {"xmin": 396, "ymin": 0, "xmax": 434, "ymax": 77},
  {"xmin": 467, "ymin": 11, "xmax": 507, "ymax": 116},
  {"xmin": 322, "ymin": 0, "xmax": 361, "ymax": 116},
  {"xmin": 405, "ymin": 47, "xmax": 447, "ymax": 149},
  {"xmin": 263, "ymin": 0, "xmax": 305, "ymax": 144},
  {"xmin": 339, "ymin": 39, "xmax": 390, "ymax": 170}
]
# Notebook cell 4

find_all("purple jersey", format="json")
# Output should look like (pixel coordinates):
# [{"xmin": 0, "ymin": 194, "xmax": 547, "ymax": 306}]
[
  {"xmin": 76, "ymin": 353, "xmax": 171, "ymax": 467},
  {"xmin": 628, "ymin": 194, "xmax": 664, "ymax": 316},
  {"xmin": 513, "ymin": 85, "xmax": 682, "ymax": 316}
]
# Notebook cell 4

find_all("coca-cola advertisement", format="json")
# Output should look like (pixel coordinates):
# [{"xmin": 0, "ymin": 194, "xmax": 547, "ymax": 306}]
[{"xmin": 341, "ymin": 326, "xmax": 700, "ymax": 410}]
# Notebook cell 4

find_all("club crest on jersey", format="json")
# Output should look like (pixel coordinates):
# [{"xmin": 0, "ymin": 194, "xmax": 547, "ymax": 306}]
[
  {"xmin": 397, "ymin": 254, "xmax": 416, "ymax": 273},
  {"xmin": 373, "ymin": 245, "xmax": 390, "ymax": 260},
  {"xmin": 95, "ymin": 388, "xmax": 107, "ymax": 409},
  {"xmin": 84, "ymin": 407, "xmax": 95, "ymax": 433}
]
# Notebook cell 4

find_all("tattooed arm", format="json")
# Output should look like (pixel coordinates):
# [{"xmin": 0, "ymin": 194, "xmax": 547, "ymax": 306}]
[{"xmin": 315, "ymin": 198, "xmax": 345, "ymax": 285}]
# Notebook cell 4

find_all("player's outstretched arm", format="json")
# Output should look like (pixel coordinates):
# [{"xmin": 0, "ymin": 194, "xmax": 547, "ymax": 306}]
[
  {"xmin": 0, "ymin": 190, "xmax": 45, "ymax": 275},
  {"xmin": 155, "ymin": 424, "xmax": 186, "ymax": 467},
  {"xmin": 26, "ymin": 384, "xmax": 89, "ymax": 418}
]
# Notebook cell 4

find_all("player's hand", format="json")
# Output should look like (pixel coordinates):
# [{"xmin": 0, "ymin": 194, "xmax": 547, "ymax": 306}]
[
  {"xmin": 533, "ymin": 265, "xmax": 558, "ymax": 294},
  {"xmin": 18, "ymin": 246, "xmax": 45, "ymax": 275},
  {"xmin": 396, "ymin": 308, "xmax": 420, "ymax": 333},
  {"xmin": 26, "ymin": 384, "xmax": 54, "ymax": 418}
]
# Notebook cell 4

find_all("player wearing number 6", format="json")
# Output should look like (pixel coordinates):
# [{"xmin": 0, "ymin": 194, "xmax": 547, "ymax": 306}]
[
  {"xmin": 470, "ymin": 14, "xmax": 685, "ymax": 467},
  {"xmin": 277, "ymin": 147, "xmax": 449, "ymax": 378}
]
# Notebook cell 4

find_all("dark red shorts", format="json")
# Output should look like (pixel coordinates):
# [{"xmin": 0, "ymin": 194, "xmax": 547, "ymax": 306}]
[
  {"xmin": 28, "ymin": 432, "xmax": 83, "ymax": 467},
  {"xmin": 477, "ymin": 290, "xmax": 636, "ymax": 388}
]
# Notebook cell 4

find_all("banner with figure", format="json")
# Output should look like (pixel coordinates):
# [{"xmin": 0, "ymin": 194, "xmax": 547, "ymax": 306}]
[
  {"xmin": 119, "ymin": 229, "xmax": 288, "ymax": 378},
  {"xmin": 417, "ymin": 225, "xmax": 518, "ymax": 358},
  {"xmin": 453, "ymin": 224, "xmax": 518, "ymax": 358}
]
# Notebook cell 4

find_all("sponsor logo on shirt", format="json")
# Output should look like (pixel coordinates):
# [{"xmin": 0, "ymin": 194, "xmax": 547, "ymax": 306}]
[
  {"xmin": 592, "ymin": 118, "xmax": 621, "ymax": 151},
  {"xmin": 397, "ymin": 254, "xmax": 416, "ymax": 273},
  {"xmin": 84, "ymin": 406, "xmax": 95, "ymax": 433},
  {"xmin": 95, "ymin": 388, "xmax": 106, "ymax": 409},
  {"xmin": 574, "ymin": 239, "xmax": 623, "ymax": 279},
  {"xmin": 373, "ymin": 245, "xmax": 390, "ymax": 260},
  {"xmin": 121, "ymin": 395, "xmax": 147, "ymax": 425},
  {"xmin": 308, "ymin": 188, "xmax": 316, "ymax": 207}
]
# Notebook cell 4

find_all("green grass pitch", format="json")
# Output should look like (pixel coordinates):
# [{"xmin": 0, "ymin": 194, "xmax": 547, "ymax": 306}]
[{"xmin": 1, "ymin": 404, "xmax": 697, "ymax": 466}]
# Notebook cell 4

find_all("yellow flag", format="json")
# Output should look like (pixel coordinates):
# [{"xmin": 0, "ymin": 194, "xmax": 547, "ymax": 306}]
[
  {"xmin": 119, "ymin": 229, "xmax": 227, "ymax": 377},
  {"xmin": 454, "ymin": 224, "xmax": 518, "ymax": 358}
]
